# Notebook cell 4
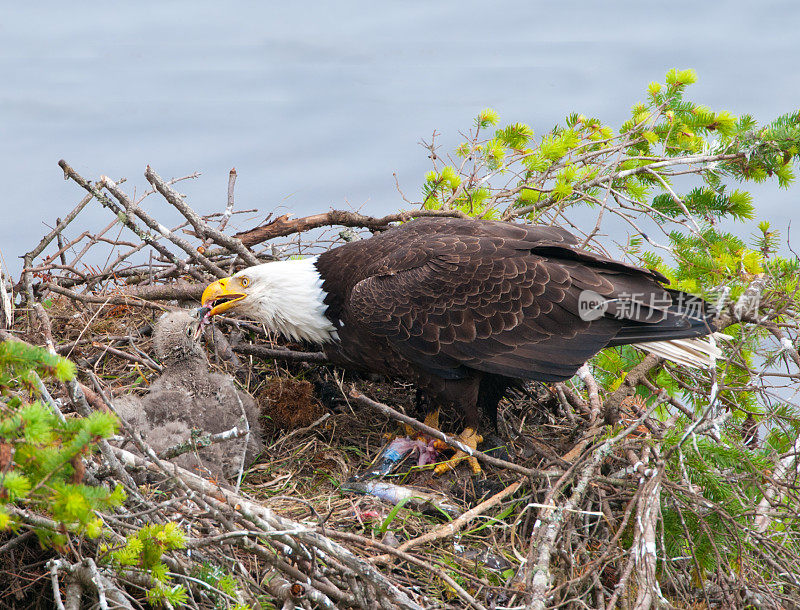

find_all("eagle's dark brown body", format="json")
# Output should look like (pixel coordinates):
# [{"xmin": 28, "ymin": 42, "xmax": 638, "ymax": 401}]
[{"xmin": 314, "ymin": 217, "xmax": 715, "ymax": 428}]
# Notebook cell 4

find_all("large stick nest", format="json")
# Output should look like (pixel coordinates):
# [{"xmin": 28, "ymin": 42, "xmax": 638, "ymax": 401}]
[{"xmin": 0, "ymin": 162, "xmax": 798, "ymax": 609}]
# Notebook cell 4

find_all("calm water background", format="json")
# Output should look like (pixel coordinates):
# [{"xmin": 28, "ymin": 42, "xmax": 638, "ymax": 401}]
[{"xmin": 1, "ymin": 1, "xmax": 799, "ymax": 276}]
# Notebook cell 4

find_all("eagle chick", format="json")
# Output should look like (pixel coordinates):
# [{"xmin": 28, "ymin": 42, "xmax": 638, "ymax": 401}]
[{"xmin": 115, "ymin": 310, "xmax": 262, "ymax": 480}]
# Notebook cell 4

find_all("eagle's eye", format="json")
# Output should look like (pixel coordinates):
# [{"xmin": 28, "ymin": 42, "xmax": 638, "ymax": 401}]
[{"xmin": 241, "ymin": 277, "xmax": 250, "ymax": 288}]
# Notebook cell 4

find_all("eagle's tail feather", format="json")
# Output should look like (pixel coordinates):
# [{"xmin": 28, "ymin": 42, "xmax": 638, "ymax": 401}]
[{"xmin": 637, "ymin": 332, "xmax": 729, "ymax": 369}]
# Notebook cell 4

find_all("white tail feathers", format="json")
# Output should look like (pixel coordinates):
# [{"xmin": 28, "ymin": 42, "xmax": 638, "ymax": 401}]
[{"xmin": 638, "ymin": 332, "xmax": 730, "ymax": 369}]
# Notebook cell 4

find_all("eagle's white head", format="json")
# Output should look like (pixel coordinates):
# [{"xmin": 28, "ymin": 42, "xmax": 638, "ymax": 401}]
[{"xmin": 200, "ymin": 257, "xmax": 338, "ymax": 344}]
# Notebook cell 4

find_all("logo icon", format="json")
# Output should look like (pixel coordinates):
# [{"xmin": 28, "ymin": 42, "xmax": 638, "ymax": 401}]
[{"xmin": 578, "ymin": 290, "xmax": 608, "ymax": 321}]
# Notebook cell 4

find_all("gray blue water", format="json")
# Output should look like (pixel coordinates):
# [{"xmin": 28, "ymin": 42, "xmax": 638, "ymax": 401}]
[{"xmin": 1, "ymin": 1, "xmax": 798, "ymax": 276}]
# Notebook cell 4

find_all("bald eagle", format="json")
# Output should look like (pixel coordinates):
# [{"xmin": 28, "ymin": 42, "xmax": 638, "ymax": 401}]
[{"xmin": 201, "ymin": 218, "xmax": 719, "ymax": 472}]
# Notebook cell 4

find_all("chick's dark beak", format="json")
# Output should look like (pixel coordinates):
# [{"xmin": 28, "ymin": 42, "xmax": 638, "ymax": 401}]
[{"xmin": 189, "ymin": 306, "xmax": 210, "ymax": 340}]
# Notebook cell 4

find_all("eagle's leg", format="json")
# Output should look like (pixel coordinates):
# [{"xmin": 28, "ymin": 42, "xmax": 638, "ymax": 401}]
[
  {"xmin": 428, "ymin": 376, "xmax": 486, "ymax": 475},
  {"xmin": 433, "ymin": 427, "xmax": 483, "ymax": 475},
  {"xmin": 402, "ymin": 389, "xmax": 437, "ymax": 437},
  {"xmin": 404, "ymin": 408, "xmax": 439, "ymax": 438}
]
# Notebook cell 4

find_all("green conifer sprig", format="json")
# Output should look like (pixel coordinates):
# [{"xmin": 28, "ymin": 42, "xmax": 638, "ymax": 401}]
[
  {"xmin": 418, "ymin": 68, "xmax": 799, "ymax": 227},
  {"xmin": 104, "ymin": 522, "xmax": 189, "ymax": 606},
  {"xmin": 0, "ymin": 339, "xmax": 123, "ymax": 539},
  {"xmin": 661, "ymin": 430, "xmax": 782, "ymax": 576}
]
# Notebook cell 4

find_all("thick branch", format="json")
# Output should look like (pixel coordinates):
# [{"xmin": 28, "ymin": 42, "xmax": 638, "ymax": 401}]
[
  {"xmin": 118, "ymin": 282, "xmax": 204, "ymax": 302},
  {"xmin": 234, "ymin": 209, "xmax": 469, "ymax": 247},
  {"xmin": 233, "ymin": 343, "xmax": 328, "ymax": 363},
  {"xmin": 43, "ymin": 282, "xmax": 168, "ymax": 311}
]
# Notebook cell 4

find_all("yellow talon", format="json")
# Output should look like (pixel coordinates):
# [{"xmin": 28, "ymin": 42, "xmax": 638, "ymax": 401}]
[
  {"xmin": 423, "ymin": 409, "xmax": 440, "ymax": 431},
  {"xmin": 433, "ymin": 427, "xmax": 483, "ymax": 475},
  {"xmin": 403, "ymin": 409, "xmax": 440, "ymax": 440}
]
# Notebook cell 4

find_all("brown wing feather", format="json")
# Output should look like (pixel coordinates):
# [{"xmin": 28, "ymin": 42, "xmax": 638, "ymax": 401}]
[
  {"xmin": 346, "ymin": 241, "xmax": 616, "ymax": 381},
  {"xmin": 316, "ymin": 217, "xmax": 711, "ymax": 383}
]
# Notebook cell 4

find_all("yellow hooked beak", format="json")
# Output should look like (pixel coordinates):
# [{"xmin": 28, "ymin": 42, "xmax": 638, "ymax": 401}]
[{"xmin": 201, "ymin": 277, "xmax": 247, "ymax": 317}]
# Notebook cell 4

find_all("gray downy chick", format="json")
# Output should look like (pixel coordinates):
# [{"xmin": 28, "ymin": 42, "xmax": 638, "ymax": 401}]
[{"xmin": 115, "ymin": 309, "xmax": 262, "ymax": 480}]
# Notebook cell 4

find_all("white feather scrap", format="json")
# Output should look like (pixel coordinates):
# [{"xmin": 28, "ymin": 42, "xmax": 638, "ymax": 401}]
[{"xmin": 637, "ymin": 332, "xmax": 730, "ymax": 368}]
